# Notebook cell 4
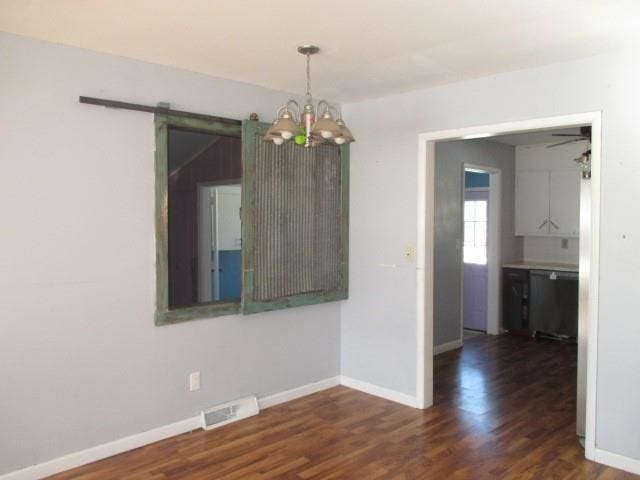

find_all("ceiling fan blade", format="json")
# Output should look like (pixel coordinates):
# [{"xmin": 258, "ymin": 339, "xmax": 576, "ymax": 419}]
[{"xmin": 547, "ymin": 139, "xmax": 582, "ymax": 148}]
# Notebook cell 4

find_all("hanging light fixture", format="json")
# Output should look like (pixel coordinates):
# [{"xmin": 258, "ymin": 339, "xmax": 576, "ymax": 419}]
[{"xmin": 264, "ymin": 45, "xmax": 355, "ymax": 148}]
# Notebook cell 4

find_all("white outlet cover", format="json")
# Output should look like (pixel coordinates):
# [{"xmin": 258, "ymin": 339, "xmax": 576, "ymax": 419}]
[{"xmin": 189, "ymin": 371, "xmax": 201, "ymax": 391}]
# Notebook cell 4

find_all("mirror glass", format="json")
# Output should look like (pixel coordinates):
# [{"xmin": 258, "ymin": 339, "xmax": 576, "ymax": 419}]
[{"xmin": 167, "ymin": 127, "xmax": 242, "ymax": 308}]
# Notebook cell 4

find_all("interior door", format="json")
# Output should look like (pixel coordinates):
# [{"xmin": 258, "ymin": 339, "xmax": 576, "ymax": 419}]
[
  {"xmin": 463, "ymin": 190, "xmax": 489, "ymax": 331},
  {"xmin": 213, "ymin": 185, "xmax": 242, "ymax": 301}
]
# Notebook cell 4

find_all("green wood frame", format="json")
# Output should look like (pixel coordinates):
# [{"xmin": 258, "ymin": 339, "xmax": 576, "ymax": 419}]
[
  {"xmin": 240, "ymin": 120, "xmax": 350, "ymax": 314},
  {"xmin": 154, "ymin": 113, "xmax": 242, "ymax": 326}
]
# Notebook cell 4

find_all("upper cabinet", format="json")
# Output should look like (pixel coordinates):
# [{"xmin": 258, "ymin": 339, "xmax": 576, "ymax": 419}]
[
  {"xmin": 514, "ymin": 143, "xmax": 583, "ymax": 238},
  {"xmin": 548, "ymin": 170, "xmax": 581, "ymax": 236},
  {"xmin": 515, "ymin": 170, "xmax": 551, "ymax": 235}
]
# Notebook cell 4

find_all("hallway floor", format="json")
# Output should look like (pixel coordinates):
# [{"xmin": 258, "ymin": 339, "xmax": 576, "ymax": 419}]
[{"xmin": 48, "ymin": 335, "xmax": 637, "ymax": 479}]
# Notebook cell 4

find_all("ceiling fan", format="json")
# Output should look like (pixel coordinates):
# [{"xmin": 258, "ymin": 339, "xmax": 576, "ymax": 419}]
[
  {"xmin": 546, "ymin": 126, "xmax": 592, "ymax": 178},
  {"xmin": 547, "ymin": 126, "xmax": 591, "ymax": 148}
]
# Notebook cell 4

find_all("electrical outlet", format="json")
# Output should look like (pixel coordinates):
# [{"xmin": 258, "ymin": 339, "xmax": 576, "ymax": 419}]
[
  {"xmin": 561, "ymin": 238, "xmax": 569, "ymax": 249},
  {"xmin": 189, "ymin": 371, "xmax": 201, "ymax": 391}
]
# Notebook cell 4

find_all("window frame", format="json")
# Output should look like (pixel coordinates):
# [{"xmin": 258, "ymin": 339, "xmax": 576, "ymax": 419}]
[
  {"xmin": 154, "ymin": 113, "xmax": 242, "ymax": 326},
  {"xmin": 155, "ymin": 115, "xmax": 350, "ymax": 325}
]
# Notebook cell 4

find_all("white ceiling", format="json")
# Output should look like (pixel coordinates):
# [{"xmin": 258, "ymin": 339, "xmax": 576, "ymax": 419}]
[{"xmin": 1, "ymin": 0, "xmax": 639, "ymax": 102}]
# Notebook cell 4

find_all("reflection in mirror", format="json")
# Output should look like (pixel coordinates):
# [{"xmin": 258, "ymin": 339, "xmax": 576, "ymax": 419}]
[
  {"xmin": 198, "ymin": 184, "xmax": 242, "ymax": 302},
  {"xmin": 167, "ymin": 127, "xmax": 242, "ymax": 308}
]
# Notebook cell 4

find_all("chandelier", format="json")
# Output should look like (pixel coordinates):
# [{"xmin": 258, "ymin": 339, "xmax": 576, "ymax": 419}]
[{"xmin": 265, "ymin": 45, "xmax": 355, "ymax": 148}]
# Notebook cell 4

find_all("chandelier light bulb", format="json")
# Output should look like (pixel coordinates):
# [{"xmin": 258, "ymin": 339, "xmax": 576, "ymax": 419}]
[
  {"xmin": 334, "ymin": 137, "xmax": 346, "ymax": 145},
  {"xmin": 273, "ymin": 137, "xmax": 284, "ymax": 145},
  {"xmin": 320, "ymin": 131, "xmax": 333, "ymax": 139},
  {"xmin": 281, "ymin": 131, "xmax": 294, "ymax": 140}
]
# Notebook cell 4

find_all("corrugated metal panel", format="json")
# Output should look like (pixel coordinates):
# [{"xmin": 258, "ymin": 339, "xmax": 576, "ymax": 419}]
[{"xmin": 253, "ymin": 137, "xmax": 341, "ymax": 301}]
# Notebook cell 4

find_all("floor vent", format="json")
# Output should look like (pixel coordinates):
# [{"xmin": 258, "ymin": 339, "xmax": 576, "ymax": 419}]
[{"xmin": 201, "ymin": 395, "xmax": 259, "ymax": 430}]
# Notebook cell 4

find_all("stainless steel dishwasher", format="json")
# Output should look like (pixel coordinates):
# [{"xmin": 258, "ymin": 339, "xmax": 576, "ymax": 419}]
[{"xmin": 529, "ymin": 269, "xmax": 579, "ymax": 338}]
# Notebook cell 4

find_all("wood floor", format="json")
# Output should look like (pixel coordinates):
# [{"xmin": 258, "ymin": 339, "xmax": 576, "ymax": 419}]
[{"xmin": 48, "ymin": 334, "xmax": 638, "ymax": 479}]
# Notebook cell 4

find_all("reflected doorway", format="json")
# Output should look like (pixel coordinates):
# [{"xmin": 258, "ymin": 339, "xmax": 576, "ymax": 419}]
[{"xmin": 198, "ymin": 184, "xmax": 242, "ymax": 302}]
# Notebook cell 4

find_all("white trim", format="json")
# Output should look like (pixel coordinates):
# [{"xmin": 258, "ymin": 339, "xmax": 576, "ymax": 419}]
[
  {"xmin": 340, "ymin": 375, "xmax": 419, "ymax": 408},
  {"xmin": 0, "ymin": 416, "xmax": 202, "ymax": 480},
  {"xmin": 593, "ymin": 448, "xmax": 640, "ymax": 476},
  {"xmin": 433, "ymin": 339, "xmax": 463, "ymax": 355},
  {"xmin": 0, "ymin": 376, "xmax": 341, "ymax": 480},
  {"xmin": 415, "ymin": 137, "xmax": 433, "ymax": 409},
  {"xmin": 584, "ymin": 112, "xmax": 601, "ymax": 460},
  {"xmin": 258, "ymin": 376, "xmax": 341, "ymax": 409},
  {"xmin": 417, "ymin": 112, "xmax": 602, "ymax": 462}
]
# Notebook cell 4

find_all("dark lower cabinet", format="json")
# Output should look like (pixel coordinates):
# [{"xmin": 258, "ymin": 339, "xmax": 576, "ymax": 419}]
[
  {"xmin": 529, "ymin": 270, "xmax": 578, "ymax": 338},
  {"xmin": 502, "ymin": 268, "xmax": 529, "ymax": 331},
  {"xmin": 502, "ymin": 267, "xmax": 578, "ymax": 338}
]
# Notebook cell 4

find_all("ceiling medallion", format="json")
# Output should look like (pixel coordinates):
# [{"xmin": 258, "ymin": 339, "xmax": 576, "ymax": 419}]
[{"xmin": 265, "ymin": 45, "xmax": 355, "ymax": 148}]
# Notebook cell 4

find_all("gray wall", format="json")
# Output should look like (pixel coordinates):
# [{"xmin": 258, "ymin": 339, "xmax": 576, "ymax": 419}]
[
  {"xmin": 434, "ymin": 140, "xmax": 522, "ymax": 346},
  {"xmin": 341, "ymin": 47, "xmax": 640, "ymax": 460},
  {"xmin": 0, "ymin": 33, "xmax": 341, "ymax": 475}
]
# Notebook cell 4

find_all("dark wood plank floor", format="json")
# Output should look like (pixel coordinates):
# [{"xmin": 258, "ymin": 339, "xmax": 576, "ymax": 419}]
[{"xmin": 48, "ymin": 334, "xmax": 638, "ymax": 479}]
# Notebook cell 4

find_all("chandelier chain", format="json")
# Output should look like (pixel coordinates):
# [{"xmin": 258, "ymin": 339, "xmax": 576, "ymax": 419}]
[{"xmin": 305, "ymin": 53, "xmax": 311, "ymax": 101}]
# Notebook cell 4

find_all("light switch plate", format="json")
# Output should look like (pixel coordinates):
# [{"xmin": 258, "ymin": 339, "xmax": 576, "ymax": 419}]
[{"xmin": 189, "ymin": 371, "xmax": 201, "ymax": 391}]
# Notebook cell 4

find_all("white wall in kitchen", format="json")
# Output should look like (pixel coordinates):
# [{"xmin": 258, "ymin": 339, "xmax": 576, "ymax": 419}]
[{"xmin": 523, "ymin": 236, "xmax": 579, "ymax": 265}]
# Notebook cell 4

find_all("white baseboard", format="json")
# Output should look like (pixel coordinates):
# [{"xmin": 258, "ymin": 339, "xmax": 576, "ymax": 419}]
[
  {"xmin": 0, "ymin": 415, "xmax": 202, "ymax": 480},
  {"xmin": 259, "ymin": 376, "xmax": 341, "ymax": 409},
  {"xmin": 339, "ymin": 375, "xmax": 419, "ymax": 408},
  {"xmin": 16, "ymin": 374, "xmax": 636, "ymax": 479},
  {"xmin": 593, "ymin": 447, "xmax": 640, "ymax": 475},
  {"xmin": 433, "ymin": 339, "xmax": 462, "ymax": 355},
  {"xmin": 0, "ymin": 376, "xmax": 341, "ymax": 480}
]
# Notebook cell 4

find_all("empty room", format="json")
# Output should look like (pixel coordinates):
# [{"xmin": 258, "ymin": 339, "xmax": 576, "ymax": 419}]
[{"xmin": 2, "ymin": 1, "xmax": 640, "ymax": 479}]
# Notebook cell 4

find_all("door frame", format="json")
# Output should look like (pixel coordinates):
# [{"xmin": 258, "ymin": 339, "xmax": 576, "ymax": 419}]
[
  {"xmin": 197, "ymin": 179, "xmax": 241, "ymax": 303},
  {"xmin": 415, "ymin": 112, "xmax": 601, "ymax": 461},
  {"xmin": 461, "ymin": 165, "xmax": 502, "ymax": 338}
]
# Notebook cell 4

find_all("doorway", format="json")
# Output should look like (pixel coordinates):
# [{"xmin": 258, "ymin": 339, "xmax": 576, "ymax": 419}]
[
  {"xmin": 461, "ymin": 166, "xmax": 501, "ymax": 339},
  {"xmin": 198, "ymin": 183, "xmax": 242, "ymax": 303},
  {"xmin": 463, "ymin": 186, "xmax": 489, "ymax": 332},
  {"xmin": 416, "ymin": 112, "xmax": 601, "ymax": 460}
]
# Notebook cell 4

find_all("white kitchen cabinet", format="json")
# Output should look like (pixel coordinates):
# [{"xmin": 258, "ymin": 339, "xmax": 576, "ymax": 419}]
[
  {"xmin": 515, "ymin": 170, "xmax": 580, "ymax": 237},
  {"xmin": 549, "ymin": 170, "xmax": 581, "ymax": 237},
  {"xmin": 515, "ymin": 171, "xmax": 550, "ymax": 235}
]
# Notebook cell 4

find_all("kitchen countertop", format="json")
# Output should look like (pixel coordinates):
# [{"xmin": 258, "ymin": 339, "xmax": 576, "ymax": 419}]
[{"xmin": 503, "ymin": 261, "xmax": 579, "ymax": 273}]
